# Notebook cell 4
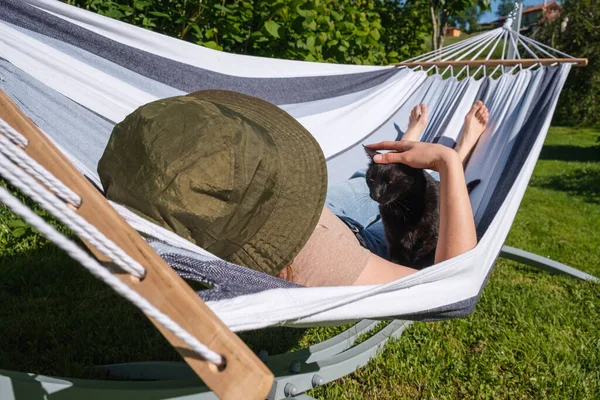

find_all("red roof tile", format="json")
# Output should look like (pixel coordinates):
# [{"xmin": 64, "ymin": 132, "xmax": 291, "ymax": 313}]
[{"xmin": 522, "ymin": 1, "xmax": 559, "ymax": 14}]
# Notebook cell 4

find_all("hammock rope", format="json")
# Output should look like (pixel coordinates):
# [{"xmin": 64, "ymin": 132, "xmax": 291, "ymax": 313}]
[
  {"xmin": 0, "ymin": 133, "xmax": 81, "ymax": 207},
  {"xmin": 398, "ymin": 23, "xmax": 580, "ymax": 77},
  {"xmin": 0, "ymin": 117, "xmax": 29, "ymax": 147},
  {"xmin": 405, "ymin": 28, "xmax": 503, "ymax": 63},
  {"xmin": 0, "ymin": 132, "xmax": 145, "ymax": 278},
  {"xmin": 0, "ymin": 120, "xmax": 223, "ymax": 367}
]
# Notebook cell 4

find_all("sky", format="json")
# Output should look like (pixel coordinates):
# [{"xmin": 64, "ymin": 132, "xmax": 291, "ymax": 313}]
[{"xmin": 479, "ymin": 0, "xmax": 551, "ymax": 23}]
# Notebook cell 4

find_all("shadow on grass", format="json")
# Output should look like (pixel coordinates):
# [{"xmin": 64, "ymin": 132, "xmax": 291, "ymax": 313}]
[
  {"xmin": 539, "ymin": 145, "xmax": 600, "ymax": 162},
  {"xmin": 0, "ymin": 245, "xmax": 306, "ymax": 378},
  {"xmin": 531, "ymin": 168, "xmax": 600, "ymax": 205}
]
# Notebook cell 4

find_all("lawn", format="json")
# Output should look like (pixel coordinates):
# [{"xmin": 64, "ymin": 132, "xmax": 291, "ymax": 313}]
[{"xmin": 0, "ymin": 126, "xmax": 599, "ymax": 399}]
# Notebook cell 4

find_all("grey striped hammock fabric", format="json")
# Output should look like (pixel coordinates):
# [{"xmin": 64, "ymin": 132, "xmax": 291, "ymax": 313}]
[{"xmin": 0, "ymin": 0, "xmax": 575, "ymax": 331}]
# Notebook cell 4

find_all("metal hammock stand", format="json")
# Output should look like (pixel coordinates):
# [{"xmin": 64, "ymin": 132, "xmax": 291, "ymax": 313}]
[{"xmin": 0, "ymin": 3, "xmax": 597, "ymax": 400}]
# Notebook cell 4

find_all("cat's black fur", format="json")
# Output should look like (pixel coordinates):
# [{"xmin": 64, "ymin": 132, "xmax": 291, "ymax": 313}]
[{"xmin": 364, "ymin": 147, "xmax": 479, "ymax": 269}]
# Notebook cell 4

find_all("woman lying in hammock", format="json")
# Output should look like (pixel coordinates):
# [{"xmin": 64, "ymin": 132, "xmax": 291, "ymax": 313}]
[
  {"xmin": 278, "ymin": 101, "xmax": 489, "ymax": 286},
  {"xmin": 98, "ymin": 91, "xmax": 488, "ymax": 288}
]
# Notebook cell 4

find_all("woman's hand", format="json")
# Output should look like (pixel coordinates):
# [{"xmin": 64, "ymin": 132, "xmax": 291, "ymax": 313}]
[{"xmin": 366, "ymin": 141, "xmax": 459, "ymax": 171}]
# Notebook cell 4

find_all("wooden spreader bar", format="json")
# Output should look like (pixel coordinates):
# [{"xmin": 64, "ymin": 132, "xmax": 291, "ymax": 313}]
[
  {"xmin": 0, "ymin": 90, "xmax": 274, "ymax": 400},
  {"xmin": 395, "ymin": 58, "xmax": 588, "ymax": 68}
]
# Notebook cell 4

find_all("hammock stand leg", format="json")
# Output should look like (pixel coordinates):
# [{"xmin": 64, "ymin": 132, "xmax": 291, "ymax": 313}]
[
  {"xmin": 499, "ymin": 245, "xmax": 599, "ymax": 282},
  {"xmin": 0, "ymin": 320, "xmax": 411, "ymax": 399},
  {"xmin": 96, "ymin": 319, "xmax": 412, "ymax": 399},
  {"xmin": 267, "ymin": 319, "xmax": 411, "ymax": 399}
]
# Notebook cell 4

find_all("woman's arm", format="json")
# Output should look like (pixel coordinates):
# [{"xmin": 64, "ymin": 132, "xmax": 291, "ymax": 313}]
[
  {"xmin": 432, "ymin": 149, "xmax": 477, "ymax": 263},
  {"xmin": 352, "ymin": 141, "xmax": 477, "ymax": 285}
]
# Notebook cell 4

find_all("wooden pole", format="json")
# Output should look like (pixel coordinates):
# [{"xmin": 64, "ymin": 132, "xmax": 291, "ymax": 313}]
[
  {"xmin": 394, "ymin": 58, "xmax": 588, "ymax": 68},
  {"xmin": 0, "ymin": 90, "xmax": 274, "ymax": 400}
]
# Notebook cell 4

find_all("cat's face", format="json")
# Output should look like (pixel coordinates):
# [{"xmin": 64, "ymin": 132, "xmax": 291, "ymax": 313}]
[{"xmin": 364, "ymin": 147, "xmax": 420, "ymax": 205}]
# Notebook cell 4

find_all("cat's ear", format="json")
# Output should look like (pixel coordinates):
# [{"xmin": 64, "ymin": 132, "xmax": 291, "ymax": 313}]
[{"xmin": 363, "ymin": 145, "xmax": 380, "ymax": 161}]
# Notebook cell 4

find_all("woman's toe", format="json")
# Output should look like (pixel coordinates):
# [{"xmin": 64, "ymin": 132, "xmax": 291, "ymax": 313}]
[
  {"xmin": 467, "ymin": 100, "xmax": 483, "ymax": 119},
  {"xmin": 479, "ymin": 110, "xmax": 489, "ymax": 125}
]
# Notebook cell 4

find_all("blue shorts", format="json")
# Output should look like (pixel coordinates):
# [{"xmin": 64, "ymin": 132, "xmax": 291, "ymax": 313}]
[{"xmin": 325, "ymin": 169, "xmax": 389, "ymax": 260}]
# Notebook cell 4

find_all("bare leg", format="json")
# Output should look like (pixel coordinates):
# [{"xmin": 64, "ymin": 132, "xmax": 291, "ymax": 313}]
[
  {"xmin": 402, "ymin": 104, "xmax": 428, "ymax": 141},
  {"xmin": 455, "ymin": 100, "xmax": 489, "ymax": 164}
]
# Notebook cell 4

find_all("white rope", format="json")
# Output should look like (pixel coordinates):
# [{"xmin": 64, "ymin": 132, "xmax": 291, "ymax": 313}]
[
  {"xmin": 400, "ymin": 23, "xmax": 577, "ymax": 79},
  {"xmin": 404, "ymin": 28, "xmax": 501, "ymax": 63},
  {"xmin": 0, "ymin": 184, "xmax": 224, "ymax": 366},
  {"xmin": 424, "ymin": 64, "xmax": 437, "ymax": 74},
  {"xmin": 517, "ymin": 36, "xmax": 539, "ymax": 59},
  {"xmin": 489, "ymin": 31, "xmax": 510, "ymax": 77},
  {"xmin": 518, "ymin": 32, "xmax": 574, "ymax": 59},
  {"xmin": 507, "ymin": 30, "xmax": 522, "ymax": 59},
  {"xmin": 518, "ymin": 35, "xmax": 555, "ymax": 59},
  {"xmin": 441, "ymin": 65, "xmax": 453, "ymax": 77},
  {"xmin": 455, "ymin": 65, "xmax": 469, "ymax": 80},
  {"xmin": 473, "ymin": 64, "xmax": 485, "ymax": 78},
  {"xmin": 0, "ymin": 132, "xmax": 82, "ymax": 207},
  {"xmin": 476, "ymin": 30, "xmax": 508, "ymax": 77},
  {"xmin": 476, "ymin": 31, "xmax": 503, "ymax": 61},
  {"xmin": 486, "ymin": 30, "xmax": 506, "ymax": 61},
  {"xmin": 454, "ymin": 30, "xmax": 504, "ymax": 61},
  {"xmin": 0, "ymin": 151, "xmax": 146, "ymax": 279},
  {"xmin": 501, "ymin": 30, "xmax": 508, "ymax": 60},
  {"xmin": 516, "ymin": 36, "xmax": 546, "ymax": 70},
  {"xmin": 435, "ymin": 30, "xmax": 500, "ymax": 62},
  {"xmin": 0, "ymin": 118, "xmax": 28, "ymax": 147}
]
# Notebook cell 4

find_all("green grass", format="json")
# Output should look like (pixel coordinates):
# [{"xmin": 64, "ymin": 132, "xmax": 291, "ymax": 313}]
[{"xmin": 1, "ymin": 126, "xmax": 599, "ymax": 398}]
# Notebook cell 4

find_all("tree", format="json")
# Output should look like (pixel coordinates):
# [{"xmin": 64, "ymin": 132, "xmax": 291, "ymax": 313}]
[
  {"xmin": 414, "ymin": 0, "xmax": 490, "ymax": 50},
  {"xmin": 64, "ymin": 0, "xmax": 427, "ymax": 66},
  {"xmin": 449, "ymin": 3, "xmax": 485, "ymax": 33},
  {"xmin": 497, "ymin": 0, "xmax": 517, "ymax": 18},
  {"xmin": 536, "ymin": 0, "xmax": 600, "ymax": 126},
  {"xmin": 378, "ymin": 0, "xmax": 431, "ymax": 61}
]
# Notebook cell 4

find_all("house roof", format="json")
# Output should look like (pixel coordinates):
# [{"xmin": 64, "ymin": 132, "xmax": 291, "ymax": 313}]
[
  {"xmin": 523, "ymin": 1, "xmax": 559, "ymax": 14},
  {"xmin": 496, "ymin": 1, "xmax": 560, "ymax": 22}
]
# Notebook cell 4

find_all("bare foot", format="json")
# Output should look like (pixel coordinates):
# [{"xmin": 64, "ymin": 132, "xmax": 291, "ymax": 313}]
[
  {"xmin": 455, "ymin": 100, "xmax": 488, "ymax": 164},
  {"xmin": 402, "ymin": 104, "xmax": 428, "ymax": 141}
]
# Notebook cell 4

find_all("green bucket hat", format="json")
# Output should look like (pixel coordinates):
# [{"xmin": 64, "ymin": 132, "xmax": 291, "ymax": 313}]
[{"xmin": 98, "ymin": 90, "xmax": 327, "ymax": 276}]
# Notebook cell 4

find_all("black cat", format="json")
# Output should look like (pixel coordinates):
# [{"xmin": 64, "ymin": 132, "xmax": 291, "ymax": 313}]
[{"xmin": 364, "ymin": 147, "xmax": 479, "ymax": 269}]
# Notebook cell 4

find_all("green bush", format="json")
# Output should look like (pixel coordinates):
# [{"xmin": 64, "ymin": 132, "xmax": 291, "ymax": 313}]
[
  {"xmin": 64, "ymin": 0, "xmax": 427, "ymax": 65},
  {"xmin": 377, "ymin": 0, "xmax": 430, "ymax": 61},
  {"xmin": 535, "ymin": 0, "xmax": 600, "ymax": 127}
]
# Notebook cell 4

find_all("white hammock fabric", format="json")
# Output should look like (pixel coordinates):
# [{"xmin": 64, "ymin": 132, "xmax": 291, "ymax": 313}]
[{"xmin": 0, "ymin": 0, "xmax": 573, "ymax": 331}]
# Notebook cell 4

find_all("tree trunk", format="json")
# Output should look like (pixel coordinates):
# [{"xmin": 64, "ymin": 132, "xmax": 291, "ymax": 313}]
[
  {"xmin": 430, "ymin": 5, "xmax": 438, "ymax": 50},
  {"xmin": 437, "ymin": 12, "xmax": 448, "ymax": 50},
  {"xmin": 437, "ymin": 23, "xmax": 446, "ymax": 49}
]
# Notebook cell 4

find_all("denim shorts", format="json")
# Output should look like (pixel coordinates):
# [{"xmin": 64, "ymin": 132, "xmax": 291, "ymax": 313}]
[
  {"xmin": 336, "ymin": 214, "xmax": 388, "ymax": 260},
  {"xmin": 325, "ymin": 169, "xmax": 389, "ymax": 260}
]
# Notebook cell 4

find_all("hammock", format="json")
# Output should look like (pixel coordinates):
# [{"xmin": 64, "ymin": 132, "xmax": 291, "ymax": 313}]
[{"xmin": 0, "ymin": 0, "xmax": 596, "ymax": 398}]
